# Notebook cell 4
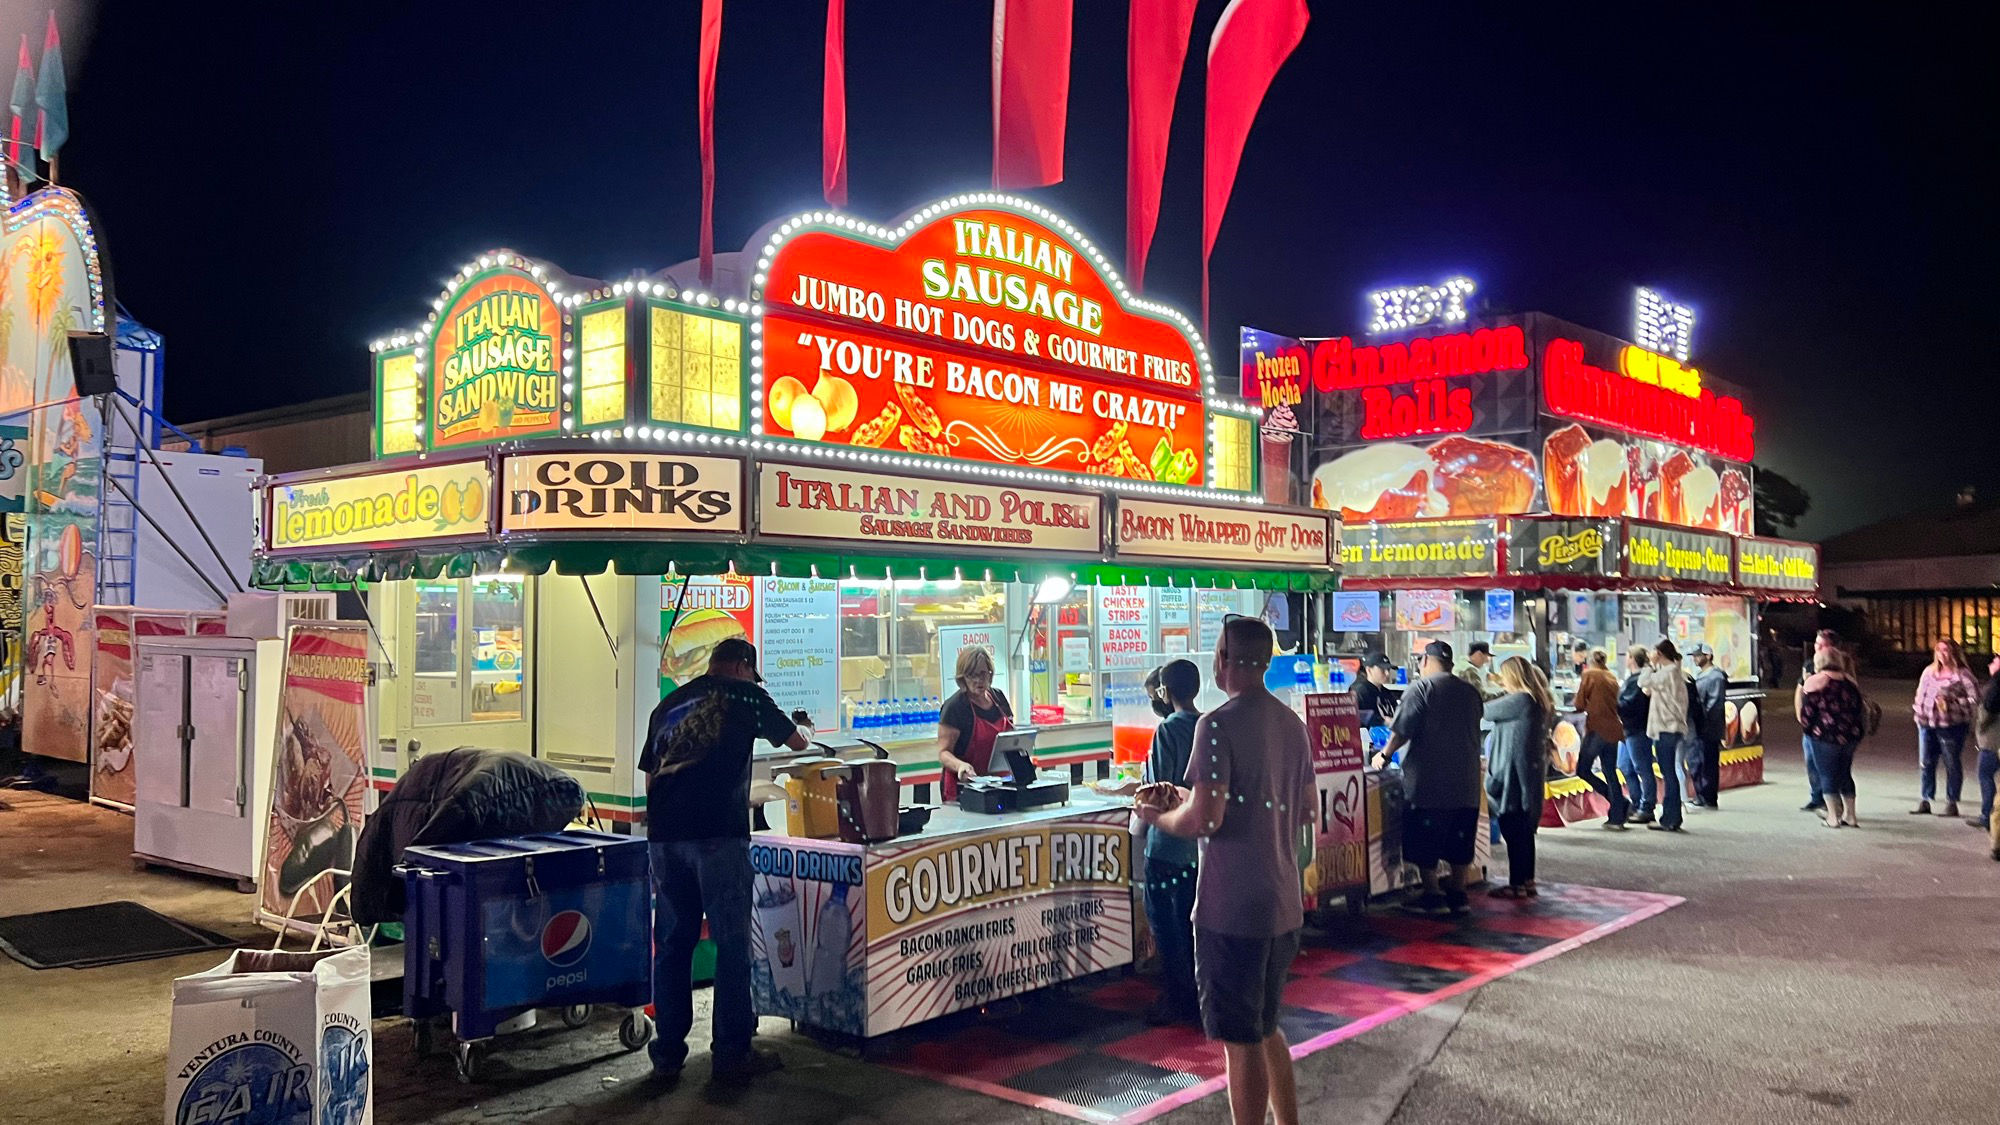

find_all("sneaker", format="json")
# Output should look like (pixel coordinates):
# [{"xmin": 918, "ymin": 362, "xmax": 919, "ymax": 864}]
[
  {"xmin": 1968, "ymin": 818, "xmax": 1992, "ymax": 830},
  {"xmin": 1647, "ymin": 822, "xmax": 1684, "ymax": 833},
  {"xmin": 1941, "ymin": 803, "xmax": 1960, "ymax": 818},
  {"xmin": 1402, "ymin": 892, "xmax": 1447, "ymax": 915},
  {"xmin": 1909, "ymin": 801, "xmax": 1932, "ymax": 815},
  {"xmin": 1628, "ymin": 810, "xmax": 1655, "ymax": 826},
  {"xmin": 1443, "ymin": 891, "xmax": 1472, "ymax": 917},
  {"xmin": 1602, "ymin": 819, "xmax": 1628, "ymax": 830},
  {"xmin": 711, "ymin": 1046, "xmax": 784, "ymax": 1085}
]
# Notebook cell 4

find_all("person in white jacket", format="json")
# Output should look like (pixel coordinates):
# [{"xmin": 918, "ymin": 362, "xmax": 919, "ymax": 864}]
[{"xmin": 1637, "ymin": 639, "xmax": 1690, "ymax": 833}]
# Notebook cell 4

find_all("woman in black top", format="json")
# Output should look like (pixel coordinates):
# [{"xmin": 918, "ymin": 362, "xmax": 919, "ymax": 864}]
[{"xmin": 936, "ymin": 645, "xmax": 1013, "ymax": 800}]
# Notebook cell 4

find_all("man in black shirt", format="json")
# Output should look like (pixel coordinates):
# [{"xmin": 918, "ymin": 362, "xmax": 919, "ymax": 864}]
[
  {"xmin": 639, "ymin": 636, "xmax": 808, "ymax": 1084},
  {"xmin": 1353, "ymin": 652, "xmax": 1397, "ymax": 728}
]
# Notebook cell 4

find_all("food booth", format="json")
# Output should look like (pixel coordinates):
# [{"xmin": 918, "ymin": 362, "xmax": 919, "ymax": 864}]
[
  {"xmin": 250, "ymin": 196, "xmax": 1339, "ymax": 1033},
  {"xmin": 1244, "ymin": 289, "xmax": 1819, "ymax": 823}
]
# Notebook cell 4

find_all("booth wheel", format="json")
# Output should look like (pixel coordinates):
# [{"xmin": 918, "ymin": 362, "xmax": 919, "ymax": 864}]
[
  {"xmin": 455, "ymin": 1041, "xmax": 487, "ymax": 1084},
  {"xmin": 560, "ymin": 1004, "xmax": 593, "ymax": 1030},
  {"xmin": 619, "ymin": 1012, "xmax": 655, "ymax": 1052}
]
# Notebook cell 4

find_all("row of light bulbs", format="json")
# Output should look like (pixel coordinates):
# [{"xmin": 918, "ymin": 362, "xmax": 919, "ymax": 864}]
[{"xmin": 11, "ymin": 189, "xmax": 109, "ymax": 333}]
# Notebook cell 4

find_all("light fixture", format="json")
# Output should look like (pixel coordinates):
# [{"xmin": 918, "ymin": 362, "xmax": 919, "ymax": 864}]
[{"xmin": 1033, "ymin": 575, "xmax": 1075, "ymax": 604}]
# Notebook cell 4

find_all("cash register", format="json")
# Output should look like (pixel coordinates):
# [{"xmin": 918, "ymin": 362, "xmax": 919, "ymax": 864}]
[{"xmin": 958, "ymin": 728, "xmax": 1070, "ymax": 814}]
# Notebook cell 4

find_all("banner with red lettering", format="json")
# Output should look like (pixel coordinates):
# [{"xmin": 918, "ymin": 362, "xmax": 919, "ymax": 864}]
[
  {"xmin": 257, "ymin": 624, "xmax": 372, "ymax": 934},
  {"xmin": 1305, "ymin": 692, "xmax": 1366, "ymax": 909},
  {"xmin": 89, "ymin": 610, "xmax": 197, "ymax": 809}
]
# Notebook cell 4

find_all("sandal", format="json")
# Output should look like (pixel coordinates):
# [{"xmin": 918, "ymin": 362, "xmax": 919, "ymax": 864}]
[{"xmin": 1489, "ymin": 884, "xmax": 1534, "ymax": 899}]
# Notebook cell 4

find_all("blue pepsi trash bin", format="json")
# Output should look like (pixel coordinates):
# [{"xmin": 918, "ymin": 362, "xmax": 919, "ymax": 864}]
[{"xmin": 399, "ymin": 829, "xmax": 654, "ymax": 1080}]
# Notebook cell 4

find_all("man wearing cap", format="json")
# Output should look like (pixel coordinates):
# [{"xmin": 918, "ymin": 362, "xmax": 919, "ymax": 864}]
[
  {"xmin": 640, "ymin": 637, "xmax": 810, "ymax": 1085},
  {"xmin": 1457, "ymin": 641, "xmax": 1502, "ymax": 701},
  {"xmin": 1688, "ymin": 644, "xmax": 1729, "ymax": 809},
  {"xmin": 1372, "ymin": 641, "xmax": 1485, "ymax": 915},
  {"xmin": 1354, "ymin": 652, "xmax": 1398, "ymax": 728}
]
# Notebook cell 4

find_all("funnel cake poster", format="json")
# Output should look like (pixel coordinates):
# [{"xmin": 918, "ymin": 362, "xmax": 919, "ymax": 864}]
[{"xmin": 1, "ymin": 187, "xmax": 106, "ymax": 761}]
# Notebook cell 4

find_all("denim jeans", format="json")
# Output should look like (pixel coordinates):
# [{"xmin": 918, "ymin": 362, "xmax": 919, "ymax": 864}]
[
  {"xmin": 1652, "ymin": 732, "xmax": 1685, "ymax": 829},
  {"xmin": 1803, "ymin": 742, "xmax": 1825, "ymax": 806},
  {"xmin": 651, "ymin": 838, "xmax": 754, "ymax": 1072},
  {"xmin": 1575, "ymin": 732, "xmax": 1629, "ymax": 822},
  {"xmin": 1917, "ymin": 723, "xmax": 1968, "ymax": 803},
  {"xmin": 1976, "ymin": 749, "xmax": 1999, "ymax": 823},
  {"xmin": 1803, "ymin": 735, "xmax": 1856, "ymax": 798},
  {"xmin": 1619, "ymin": 735, "xmax": 1656, "ymax": 813},
  {"xmin": 1142, "ymin": 858, "xmax": 1198, "ymax": 1014}
]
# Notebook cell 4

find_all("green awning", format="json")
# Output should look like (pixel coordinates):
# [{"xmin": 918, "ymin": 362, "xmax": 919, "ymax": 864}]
[{"xmin": 254, "ymin": 543, "xmax": 1336, "ymax": 592}]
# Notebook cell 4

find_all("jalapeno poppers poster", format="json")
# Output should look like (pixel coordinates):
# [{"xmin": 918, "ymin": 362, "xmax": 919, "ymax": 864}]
[
  {"xmin": 758, "ymin": 208, "xmax": 1207, "ymax": 484},
  {"xmin": 258, "ymin": 625, "xmax": 372, "ymax": 931}
]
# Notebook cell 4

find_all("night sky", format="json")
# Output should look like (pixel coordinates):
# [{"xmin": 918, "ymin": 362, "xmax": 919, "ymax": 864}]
[{"xmin": 29, "ymin": 2, "xmax": 1992, "ymax": 539}]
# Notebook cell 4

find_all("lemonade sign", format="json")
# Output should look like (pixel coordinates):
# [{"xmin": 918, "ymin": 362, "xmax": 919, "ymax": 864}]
[
  {"xmin": 267, "ymin": 461, "xmax": 493, "ymax": 551},
  {"xmin": 430, "ymin": 266, "xmax": 563, "ymax": 448}
]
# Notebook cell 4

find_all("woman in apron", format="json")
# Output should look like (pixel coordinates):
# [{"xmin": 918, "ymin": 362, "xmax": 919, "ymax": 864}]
[{"xmin": 938, "ymin": 645, "xmax": 1014, "ymax": 801}]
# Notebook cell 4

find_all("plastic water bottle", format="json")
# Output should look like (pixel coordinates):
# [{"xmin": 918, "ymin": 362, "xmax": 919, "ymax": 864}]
[
  {"xmin": 1396, "ymin": 665, "xmax": 1409, "ymax": 685},
  {"xmin": 927, "ymin": 696, "xmax": 941, "ymax": 726},
  {"xmin": 1331, "ymin": 663, "xmax": 1348, "ymax": 691}
]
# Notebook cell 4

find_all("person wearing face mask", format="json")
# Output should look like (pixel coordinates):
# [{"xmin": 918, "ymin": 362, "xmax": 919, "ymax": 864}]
[{"xmin": 1130, "ymin": 659, "xmax": 1204, "ymax": 1025}]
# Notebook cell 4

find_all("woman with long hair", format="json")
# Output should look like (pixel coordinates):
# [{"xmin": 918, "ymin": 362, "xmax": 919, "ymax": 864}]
[
  {"xmin": 1484, "ymin": 656, "xmax": 1554, "ymax": 897},
  {"xmin": 1911, "ymin": 638, "xmax": 1977, "ymax": 816},
  {"xmin": 1797, "ymin": 647, "xmax": 1867, "ymax": 827},
  {"xmin": 1638, "ymin": 639, "xmax": 1690, "ymax": 833},
  {"xmin": 1971, "ymin": 654, "xmax": 2000, "ymax": 834}
]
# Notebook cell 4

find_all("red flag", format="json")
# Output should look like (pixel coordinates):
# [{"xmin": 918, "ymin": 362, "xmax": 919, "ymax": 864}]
[
  {"xmin": 698, "ymin": 0, "xmax": 723, "ymax": 284},
  {"xmin": 1203, "ymin": 0, "xmax": 1308, "ymax": 328},
  {"xmin": 823, "ymin": 0, "xmax": 848, "ymax": 206},
  {"xmin": 1126, "ymin": 0, "xmax": 1198, "ymax": 290},
  {"xmin": 991, "ymin": 0, "xmax": 1072, "ymax": 189}
]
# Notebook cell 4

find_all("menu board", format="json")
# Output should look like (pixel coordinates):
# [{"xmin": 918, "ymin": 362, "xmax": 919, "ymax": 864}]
[
  {"xmin": 1095, "ymin": 586, "xmax": 1154, "ymax": 669},
  {"xmin": 937, "ymin": 622, "xmax": 1009, "ymax": 700},
  {"xmin": 1394, "ymin": 590, "xmax": 1457, "ymax": 632},
  {"xmin": 1155, "ymin": 587, "xmax": 1191, "ymax": 652},
  {"xmin": 758, "ymin": 577, "xmax": 841, "ymax": 730},
  {"xmin": 1305, "ymin": 693, "xmax": 1368, "ymax": 907},
  {"xmin": 1196, "ymin": 590, "xmax": 1237, "ymax": 654}
]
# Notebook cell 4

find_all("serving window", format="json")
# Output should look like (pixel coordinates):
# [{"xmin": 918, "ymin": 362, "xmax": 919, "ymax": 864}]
[{"xmin": 411, "ymin": 575, "xmax": 529, "ymax": 726}]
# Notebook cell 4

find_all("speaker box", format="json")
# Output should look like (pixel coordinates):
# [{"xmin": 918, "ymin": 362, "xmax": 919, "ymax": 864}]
[{"xmin": 68, "ymin": 332, "xmax": 117, "ymax": 397}]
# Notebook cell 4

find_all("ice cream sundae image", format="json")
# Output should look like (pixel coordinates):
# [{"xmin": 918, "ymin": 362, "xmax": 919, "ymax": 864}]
[{"xmin": 1261, "ymin": 403, "xmax": 1299, "ymax": 503}]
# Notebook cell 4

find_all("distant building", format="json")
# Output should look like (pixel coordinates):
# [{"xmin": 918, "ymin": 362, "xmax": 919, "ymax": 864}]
[
  {"xmin": 1822, "ymin": 487, "xmax": 2000, "ymax": 671},
  {"xmin": 164, "ymin": 393, "xmax": 371, "ymax": 473}
]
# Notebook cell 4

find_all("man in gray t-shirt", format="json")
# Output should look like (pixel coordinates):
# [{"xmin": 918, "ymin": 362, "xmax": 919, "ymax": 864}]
[
  {"xmin": 1140, "ymin": 618, "xmax": 1315, "ymax": 1125},
  {"xmin": 1374, "ymin": 640, "xmax": 1484, "ymax": 915}
]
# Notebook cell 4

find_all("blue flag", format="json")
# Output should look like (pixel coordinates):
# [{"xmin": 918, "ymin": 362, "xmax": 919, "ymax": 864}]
[{"xmin": 35, "ymin": 13, "xmax": 65, "ymax": 162}]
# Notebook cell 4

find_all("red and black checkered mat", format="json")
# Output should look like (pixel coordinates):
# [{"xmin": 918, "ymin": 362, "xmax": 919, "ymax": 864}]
[{"xmin": 877, "ymin": 883, "xmax": 1681, "ymax": 1123}]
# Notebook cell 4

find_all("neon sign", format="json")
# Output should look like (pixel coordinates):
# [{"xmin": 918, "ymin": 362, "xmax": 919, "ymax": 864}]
[
  {"xmin": 1309, "ymin": 325, "xmax": 1528, "ymax": 391},
  {"xmin": 1543, "ymin": 338, "xmax": 1754, "ymax": 462},
  {"xmin": 1367, "ymin": 277, "xmax": 1476, "ymax": 334},
  {"xmin": 428, "ymin": 267, "xmax": 563, "ymax": 450},
  {"xmin": 757, "ymin": 204, "xmax": 1208, "ymax": 483},
  {"xmin": 1635, "ymin": 287, "xmax": 1695, "ymax": 362}
]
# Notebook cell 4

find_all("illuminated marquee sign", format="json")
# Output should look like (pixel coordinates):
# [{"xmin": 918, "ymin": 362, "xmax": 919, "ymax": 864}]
[
  {"xmin": 1340, "ymin": 519, "xmax": 1498, "ymax": 580},
  {"xmin": 1736, "ymin": 538, "xmax": 1819, "ymax": 593},
  {"xmin": 429, "ymin": 265, "xmax": 563, "ymax": 449},
  {"xmin": 266, "ymin": 460, "xmax": 493, "ymax": 552},
  {"xmin": 757, "ymin": 463, "xmax": 1100, "ymax": 555},
  {"xmin": 755, "ymin": 202, "xmax": 1208, "ymax": 485},
  {"xmin": 1543, "ymin": 337, "xmax": 1755, "ymax": 462},
  {"xmin": 501, "ymin": 453, "xmax": 743, "ymax": 534},
  {"xmin": 1635, "ymin": 287, "xmax": 1696, "ymax": 362},
  {"xmin": 1113, "ymin": 498, "xmax": 1333, "ymax": 568},
  {"xmin": 1622, "ymin": 521, "xmax": 1732, "ymax": 583},
  {"xmin": 1310, "ymin": 325, "xmax": 1533, "ymax": 443},
  {"xmin": 1367, "ymin": 276, "xmax": 1476, "ymax": 334}
]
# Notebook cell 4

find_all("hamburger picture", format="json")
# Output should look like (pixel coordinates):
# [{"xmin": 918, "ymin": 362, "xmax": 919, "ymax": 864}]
[{"xmin": 660, "ymin": 607, "xmax": 750, "ymax": 687}]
